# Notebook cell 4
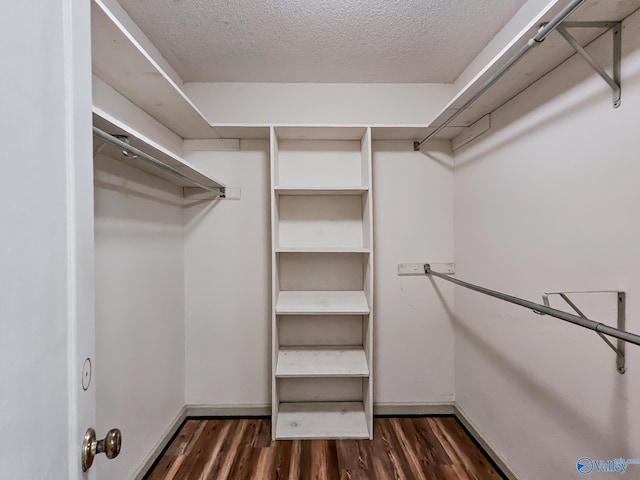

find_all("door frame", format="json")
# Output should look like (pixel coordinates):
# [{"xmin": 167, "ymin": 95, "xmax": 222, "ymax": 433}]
[{"xmin": 63, "ymin": 0, "xmax": 97, "ymax": 477}]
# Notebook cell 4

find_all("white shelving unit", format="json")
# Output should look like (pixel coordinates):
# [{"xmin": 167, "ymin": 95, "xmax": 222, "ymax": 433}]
[{"xmin": 270, "ymin": 126, "xmax": 374, "ymax": 440}]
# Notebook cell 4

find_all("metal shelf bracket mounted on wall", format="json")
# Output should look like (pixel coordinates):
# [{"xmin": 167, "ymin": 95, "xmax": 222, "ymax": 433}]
[
  {"xmin": 538, "ymin": 291, "xmax": 626, "ymax": 374},
  {"xmin": 555, "ymin": 21, "xmax": 622, "ymax": 108},
  {"xmin": 424, "ymin": 264, "xmax": 640, "ymax": 375}
]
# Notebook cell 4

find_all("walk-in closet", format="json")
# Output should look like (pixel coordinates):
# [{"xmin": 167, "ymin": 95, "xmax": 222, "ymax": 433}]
[{"xmin": 4, "ymin": 0, "xmax": 640, "ymax": 479}]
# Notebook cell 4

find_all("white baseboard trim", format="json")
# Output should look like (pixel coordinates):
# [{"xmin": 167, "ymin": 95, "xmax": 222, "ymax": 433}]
[
  {"xmin": 453, "ymin": 404, "xmax": 520, "ymax": 480},
  {"xmin": 132, "ymin": 405, "xmax": 187, "ymax": 480},
  {"xmin": 374, "ymin": 402, "xmax": 455, "ymax": 416},
  {"xmin": 187, "ymin": 403, "xmax": 271, "ymax": 417}
]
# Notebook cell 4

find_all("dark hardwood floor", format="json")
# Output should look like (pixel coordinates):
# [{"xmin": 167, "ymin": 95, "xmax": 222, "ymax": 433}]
[{"xmin": 145, "ymin": 417, "xmax": 505, "ymax": 480}]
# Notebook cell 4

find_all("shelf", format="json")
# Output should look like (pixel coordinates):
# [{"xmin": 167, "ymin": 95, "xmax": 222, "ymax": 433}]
[
  {"xmin": 93, "ymin": 112, "xmax": 226, "ymax": 191},
  {"xmin": 419, "ymin": 1, "xmax": 639, "ymax": 141},
  {"xmin": 275, "ymin": 402, "xmax": 369, "ymax": 439},
  {"xmin": 276, "ymin": 247, "xmax": 370, "ymax": 253},
  {"xmin": 276, "ymin": 291, "xmax": 369, "ymax": 315},
  {"xmin": 276, "ymin": 347, "xmax": 369, "ymax": 378},
  {"xmin": 91, "ymin": 0, "xmax": 219, "ymax": 139},
  {"xmin": 275, "ymin": 187, "xmax": 369, "ymax": 196}
]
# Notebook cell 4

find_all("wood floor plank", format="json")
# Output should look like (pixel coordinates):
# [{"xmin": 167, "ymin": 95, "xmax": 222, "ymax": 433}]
[
  {"xmin": 248, "ymin": 445, "xmax": 277, "ymax": 480},
  {"xmin": 274, "ymin": 438, "xmax": 292, "ymax": 479},
  {"xmin": 252, "ymin": 419, "xmax": 273, "ymax": 448},
  {"xmin": 165, "ymin": 420, "xmax": 200, "ymax": 457},
  {"xmin": 298, "ymin": 441, "xmax": 312, "ymax": 480},
  {"xmin": 440, "ymin": 418, "xmax": 504, "ymax": 480},
  {"xmin": 405, "ymin": 419, "xmax": 454, "ymax": 480},
  {"xmin": 433, "ymin": 464, "xmax": 470, "ymax": 480},
  {"xmin": 287, "ymin": 439, "xmax": 303, "ymax": 480},
  {"xmin": 309, "ymin": 440, "xmax": 339, "ymax": 480},
  {"xmin": 145, "ymin": 456, "xmax": 174, "ymax": 480},
  {"xmin": 389, "ymin": 418, "xmax": 430, "ymax": 480},
  {"xmin": 373, "ymin": 418, "xmax": 411, "ymax": 480},
  {"xmin": 196, "ymin": 420, "xmax": 233, "ymax": 480},
  {"xmin": 227, "ymin": 421, "xmax": 262, "ymax": 480},
  {"xmin": 214, "ymin": 419, "xmax": 250, "ymax": 479},
  {"xmin": 412, "ymin": 417, "xmax": 453, "ymax": 466},
  {"xmin": 426, "ymin": 418, "xmax": 464, "ymax": 463},
  {"xmin": 145, "ymin": 417, "xmax": 505, "ymax": 480},
  {"xmin": 369, "ymin": 418, "xmax": 405, "ymax": 480},
  {"xmin": 163, "ymin": 456, "xmax": 189, "ymax": 480},
  {"xmin": 428, "ymin": 417, "xmax": 487, "ymax": 480},
  {"xmin": 172, "ymin": 420, "xmax": 228, "ymax": 479},
  {"xmin": 335, "ymin": 439, "xmax": 371, "ymax": 480}
]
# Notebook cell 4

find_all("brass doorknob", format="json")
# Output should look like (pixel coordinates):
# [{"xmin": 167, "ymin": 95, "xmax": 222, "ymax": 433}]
[{"xmin": 82, "ymin": 428, "xmax": 122, "ymax": 471}]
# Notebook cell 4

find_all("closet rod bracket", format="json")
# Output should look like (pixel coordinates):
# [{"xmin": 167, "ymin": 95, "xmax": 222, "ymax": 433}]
[
  {"xmin": 554, "ymin": 21, "xmax": 622, "ymax": 108},
  {"xmin": 539, "ymin": 291, "xmax": 626, "ymax": 373}
]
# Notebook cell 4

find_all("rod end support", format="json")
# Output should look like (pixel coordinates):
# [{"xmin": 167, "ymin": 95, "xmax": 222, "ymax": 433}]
[
  {"xmin": 413, "ymin": 141, "xmax": 421, "ymax": 151},
  {"xmin": 424, "ymin": 264, "xmax": 432, "ymax": 274}
]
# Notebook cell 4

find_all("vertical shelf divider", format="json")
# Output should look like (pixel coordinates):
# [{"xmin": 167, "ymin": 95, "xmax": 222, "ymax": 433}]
[
  {"xmin": 270, "ymin": 127, "xmax": 280, "ymax": 439},
  {"xmin": 362, "ymin": 127, "xmax": 374, "ymax": 435}
]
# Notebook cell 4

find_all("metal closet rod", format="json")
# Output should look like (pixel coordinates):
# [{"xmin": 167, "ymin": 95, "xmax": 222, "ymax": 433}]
[
  {"xmin": 414, "ymin": 0, "xmax": 586, "ymax": 151},
  {"xmin": 424, "ymin": 264, "xmax": 640, "ymax": 347},
  {"xmin": 93, "ymin": 126, "xmax": 225, "ymax": 197}
]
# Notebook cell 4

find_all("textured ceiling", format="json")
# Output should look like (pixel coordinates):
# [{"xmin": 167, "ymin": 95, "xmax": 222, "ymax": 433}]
[{"xmin": 117, "ymin": 0, "xmax": 527, "ymax": 83}]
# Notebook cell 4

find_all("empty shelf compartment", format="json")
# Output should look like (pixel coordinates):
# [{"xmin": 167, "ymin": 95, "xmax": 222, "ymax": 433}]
[
  {"xmin": 275, "ymin": 402, "xmax": 369, "ymax": 439},
  {"xmin": 276, "ymin": 291, "xmax": 369, "ymax": 315}
]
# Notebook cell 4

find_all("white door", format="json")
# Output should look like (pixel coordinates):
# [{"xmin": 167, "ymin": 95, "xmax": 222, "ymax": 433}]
[{"xmin": 0, "ymin": 1, "xmax": 97, "ymax": 479}]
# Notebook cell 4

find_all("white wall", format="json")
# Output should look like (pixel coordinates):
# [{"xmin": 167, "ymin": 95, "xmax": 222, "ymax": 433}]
[
  {"xmin": 94, "ymin": 156, "xmax": 185, "ymax": 479},
  {"xmin": 183, "ymin": 139, "xmax": 456, "ymax": 408},
  {"xmin": 373, "ymin": 141, "xmax": 455, "ymax": 406},
  {"xmin": 186, "ymin": 83, "xmax": 455, "ymax": 126},
  {"xmin": 1, "ymin": 1, "xmax": 93, "ymax": 478},
  {"xmin": 184, "ymin": 140, "xmax": 272, "ymax": 407},
  {"xmin": 453, "ymin": 9, "xmax": 640, "ymax": 479}
]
